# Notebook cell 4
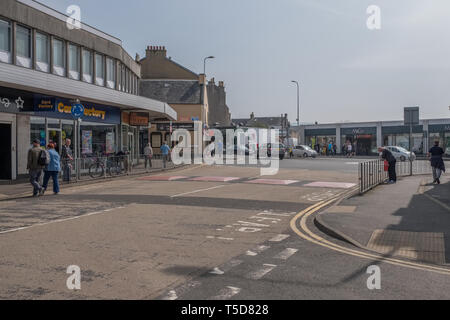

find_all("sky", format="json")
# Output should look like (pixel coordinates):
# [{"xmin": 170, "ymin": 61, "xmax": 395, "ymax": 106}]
[{"xmin": 38, "ymin": 0, "xmax": 450, "ymax": 124}]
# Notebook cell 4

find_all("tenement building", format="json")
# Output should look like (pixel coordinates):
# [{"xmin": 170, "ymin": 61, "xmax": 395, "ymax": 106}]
[{"xmin": 0, "ymin": 0, "xmax": 177, "ymax": 180}]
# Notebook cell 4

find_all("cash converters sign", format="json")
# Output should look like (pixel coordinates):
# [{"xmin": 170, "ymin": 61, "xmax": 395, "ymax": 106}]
[{"xmin": 57, "ymin": 102, "xmax": 106, "ymax": 120}]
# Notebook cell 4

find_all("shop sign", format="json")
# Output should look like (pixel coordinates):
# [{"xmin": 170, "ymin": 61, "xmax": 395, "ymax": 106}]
[
  {"xmin": 35, "ymin": 98, "xmax": 54, "ymax": 111},
  {"xmin": 0, "ymin": 96, "xmax": 25, "ymax": 111},
  {"xmin": 156, "ymin": 123, "xmax": 195, "ymax": 131},
  {"xmin": 129, "ymin": 112, "xmax": 149, "ymax": 126}
]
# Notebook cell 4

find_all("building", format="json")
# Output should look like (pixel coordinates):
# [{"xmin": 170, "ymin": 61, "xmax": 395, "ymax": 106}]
[
  {"xmin": 0, "ymin": 0, "xmax": 176, "ymax": 180},
  {"xmin": 298, "ymin": 118, "xmax": 450, "ymax": 156},
  {"xmin": 232, "ymin": 113, "xmax": 290, "ymax": 142},
  {"xmin": 207, "ymin": 78, "xmax": 231, "ymax": 126}
]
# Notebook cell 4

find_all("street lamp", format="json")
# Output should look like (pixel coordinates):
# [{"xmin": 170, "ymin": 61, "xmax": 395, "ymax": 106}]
[
  {"xmin": 203, "ymin": 56, "xmax": 215, "ymax": 75},
  {"xmin": 291, "ymin": 81, "xmax": 300, "ymax": 126}
]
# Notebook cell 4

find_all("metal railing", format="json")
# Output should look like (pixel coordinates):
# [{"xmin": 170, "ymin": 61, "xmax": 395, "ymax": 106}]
[
  {"xmin": 60, "ymin": 154, "xmax": 179, "ymax": 183},
  {"xmin": 359, "ymin": 159, "xmax": 441, "ymax": 194}
]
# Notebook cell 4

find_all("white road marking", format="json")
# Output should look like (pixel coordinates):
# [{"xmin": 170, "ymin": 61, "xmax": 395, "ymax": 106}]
[
  {"xmin": 346, "ymin": 162, "xmax": 359, "ymax": 165},
  {"xmin": 170, "ymin": 185, "xmax": 226, "ymax": 198},
  {"xmin": 0, "ymin": 206, "xmax": 126, "ymax": 236},
  {"xmin": 210, "ymin": 267, "xmax": 225, "ymax": 275},
  {"xmin": 206, "ymin": 236, "xmax": 234, "ymax": 241},
  {"xmin": 274, "ymin": 248, "xmax": 298, "ymax": 260},
  {"xmin": 162, "ymin": 290, "xmax": 178, "ymax": 300},
  {"xmin": 209, "ymin": 286, "xmax": 241, "ymax": 300},
  {"xmin": 269, "ymin": 234, "xmax": 290, "ymax": 242},
  {"xmin": 246, "ymin": 264, "xmax": 277, "ymax": 280},
  {"xmin": 246, "ymin": 245, "xmax": 270, "ymax": 256}
]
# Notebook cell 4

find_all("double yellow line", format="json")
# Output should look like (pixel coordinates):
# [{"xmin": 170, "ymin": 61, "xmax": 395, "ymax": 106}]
[{"xmin": 290, "ymin": 191, "xmax": 450, "ymax": 276}]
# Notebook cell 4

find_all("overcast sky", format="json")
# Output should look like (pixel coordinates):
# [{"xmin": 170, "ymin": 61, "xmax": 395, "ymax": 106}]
[{"xmin": 39, "ymin": 0, "xmax": 450, "ymax": 124}]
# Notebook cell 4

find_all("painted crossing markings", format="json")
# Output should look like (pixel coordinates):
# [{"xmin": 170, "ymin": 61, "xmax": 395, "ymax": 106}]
[
  {"xmin": 189, "ymin": 176, "xmax": 241, "ymax": 182},
  {"xmin": 246, "ymin": 264, "xmax": 277, "ymax": 280},
  {"xmin": 303, "ymin": 181, "xmax": 357, "ymax": 189},
  {"xmin": 269, "ymin": 234, "xmax": 290, "ymax": 242},
  {"xmin": 137, "ymin": 176, "xmax": 188, "ymax": 181},
  {"xmin": 246, "ymin": 245, "xmax": 270, "ymax": 256},
  {"xmin": 209, "ymin": 286, "xmax": 242, "ymax": 300},
  {"xmin": 245, "ymin": 179, "xmax": 299, "ymax": 185},
  {"xmin": 274, "ymin": 248, "xmax": 298, "ymax": 260},
  {"xmin": 161, "ymin": 280, "xmax": 202, "ymax": 300}
]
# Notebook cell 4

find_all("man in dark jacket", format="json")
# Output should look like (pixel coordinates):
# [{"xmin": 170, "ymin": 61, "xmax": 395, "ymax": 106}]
[
  {"xmin": 379, "ymin": 147, "xmax": 397, "ymax": 184},
  {"xmin": 428, "ymin": 141, "xmax": 445, "ymax": 184},
  {"xmin": 27, "ymin": 139, "xmax": 45, "ymax": 196}
]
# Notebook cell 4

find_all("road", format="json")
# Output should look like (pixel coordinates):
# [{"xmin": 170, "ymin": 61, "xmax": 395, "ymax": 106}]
[{"xmin": 0, "ymin": 158, "xmax": 449, "ymax": 300}]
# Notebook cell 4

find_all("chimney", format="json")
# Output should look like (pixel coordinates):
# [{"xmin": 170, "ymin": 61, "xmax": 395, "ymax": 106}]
[
  {"xmin": 145, "ymin": 45, "xmax": 167, "ymax": 58},
  {"xmin": 199, "ymin": 73, "xmax": 206, "ymax": 85},
  {"xmin": 250, "ymin": 112, "xmax": 255, "ymax": 120},
  {"xmin": 135, "ymin": 53, "xmax": 140, "ymax": 61},
  {"xmin": 218, "ymin": 81, "xmax": 224, "ymax": 88},
  {"xmin": 209, "ymin": 77, "xmax": 215, "ymax": 85}
]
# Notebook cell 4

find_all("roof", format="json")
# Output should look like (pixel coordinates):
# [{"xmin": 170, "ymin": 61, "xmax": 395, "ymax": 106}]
[
  {"xmin": 233, "ymin": 117, "xmax": 288, "ymax": 127},
  {"xmin": 140, "ymin": 80, "xmax": 202, "ymax": 104}
]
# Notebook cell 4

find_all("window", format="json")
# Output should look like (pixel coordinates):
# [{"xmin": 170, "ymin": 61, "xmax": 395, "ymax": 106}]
[
  {"xmin": 106, "ymin": 58, "xmax": 115, "ymax": 89},
  {"xmin": 151, "ymin": 133, "xmax": 162, "ymax": 148},
  {"xmin": 35, "ymin": 32, "xmax": 49, "ymax": 72},
  {"xmin": 52, "ymin": 38, "xmax": 65, "ymax": 76},
  {"xmin": 95, "ymin": 53, "xmax": 104, "ymax": 86},
  {"xmin": 0, "ymin": 19, "xmax": 11, "ymax": 63},
  {"xmin": 82, "ymin": 49, "xmax": 92, "ymax": 83},
  {"xmin": 68, "ymin": 44, "xmax": 80, "ymax": 80},
  {"xmin": 16, "ymin": 25, "xmax": 32, "ymax": 68}
]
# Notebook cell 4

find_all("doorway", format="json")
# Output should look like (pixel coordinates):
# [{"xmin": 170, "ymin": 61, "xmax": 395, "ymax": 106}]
[{"xmin": 0, "ymin": 123, "xmax": 12, "ymax": 180}]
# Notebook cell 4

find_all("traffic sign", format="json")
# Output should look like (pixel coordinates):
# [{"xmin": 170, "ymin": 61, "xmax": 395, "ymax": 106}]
[{"xmin": 71, "ymin": 103, "xmax": 85, "ymax": 118}]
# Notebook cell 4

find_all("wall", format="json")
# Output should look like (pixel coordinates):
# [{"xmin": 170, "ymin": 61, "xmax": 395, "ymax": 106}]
[
  {"xmin": 16, "ymin": 114, "xmax": 29, "ymax": 175},
  {"xmin": 207, "ymin": 82, "xmax": 231, "ymax": 126}
]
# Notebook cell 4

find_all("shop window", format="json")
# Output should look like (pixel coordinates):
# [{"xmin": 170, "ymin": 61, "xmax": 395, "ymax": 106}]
[
  {"xmin": 0, "ymin": 19, "xmax": 11, "ymax": 63},
  {"xmin": 151, "ymin": 132, "xmax": 162, "ymax": 148},
  {"xmin": 36, "ymin": 32, "xmax": 49, "ymax": 72},
  {"xmin": 16, "ymin": 25, "xmax": 32, "ymax": 68},
  {"xmin": 30, "ymin": 117, "xmax": 46, "ymax": 148},
  {"xmin": 52, "ymin": 38, "xmax": 65, "ymax": 76},
  {"xmin": 81, "ymin": 122, "xmax": 116, "ymax": 156},
  {"xmin": 68, "ymin": 44, "xmax": 80, "ymax": 80}
]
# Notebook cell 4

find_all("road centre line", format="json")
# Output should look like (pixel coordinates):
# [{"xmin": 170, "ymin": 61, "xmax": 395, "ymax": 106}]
[
  {"xmin": 170, "ymin": 185, "xmax": 227, "ymax": 198},
  {"xmin": 274, "ymin": 248, "xmax": 298, "ymax": 260},
  {"xmin": 269, "ymin": 234, "xmax": 290, "ymax": 242}
]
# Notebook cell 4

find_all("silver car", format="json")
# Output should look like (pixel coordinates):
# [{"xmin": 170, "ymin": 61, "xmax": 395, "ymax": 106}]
[
  {"xmin": 385, "ymin": 146, "xmax": 416, "ymax": 162},
  {"xmin": 292, "ymin": 145, "xmax": 318, "ymax": 158}
]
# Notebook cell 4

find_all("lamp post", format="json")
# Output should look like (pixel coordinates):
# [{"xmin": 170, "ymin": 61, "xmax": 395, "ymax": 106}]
[
  {"xmin": 291, "ymin": 81, "xmax": 300, "ymax": 126},
  {"xmin": 203, "ymin": 56, "xmax": 215, "ymax": 75}
]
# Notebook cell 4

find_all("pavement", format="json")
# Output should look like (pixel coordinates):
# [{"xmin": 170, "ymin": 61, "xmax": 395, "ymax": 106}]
[{"xmin": 317, "ymin": 173, "xmax": 450, "ymax": 266}]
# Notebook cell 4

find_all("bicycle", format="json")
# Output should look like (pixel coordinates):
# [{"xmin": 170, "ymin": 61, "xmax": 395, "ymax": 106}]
[{"xmin": 88, "ymin": 156, "xmax": 125, "ymax": 178}]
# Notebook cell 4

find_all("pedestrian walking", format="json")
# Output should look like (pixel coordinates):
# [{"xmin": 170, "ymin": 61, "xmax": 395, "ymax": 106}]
[
  {"xmin": 161, "ymin": 141, "xmax": 171, "ymax": 168},
  {"xmin": 379, "ymin": 147, "xmax": 397, "ymax": 184},
  {"xmin": 289, "ymin": 146, "xmax": 294, "ymax": 158},
  {"xmin": 347, "ymin": 143, "xmax": 353, "ymax": 158},
  {"xmin": 333, "ymin": 143, "xmax": 337, "ymax": 156},
  {"xmin": 27, "ymin": 139, "xmax": 46, "ymax": 197},
  {"xmin": 428, "ymin": 141, "xmax": 446, "ymax": 184},
  {"xmin": 61, "ymin": 138, "xmax": 73, "ymax": 182},
  {"xmin": 42, "ymin": 143, "xmax": 61, "ymax": 195},
  {"xmin": 328, "ymin": 142, "xmax": 333, "ymax": 156},
  {"xmin": 144, "ymin": 143, "xmax": 153, "ymax": 171}
]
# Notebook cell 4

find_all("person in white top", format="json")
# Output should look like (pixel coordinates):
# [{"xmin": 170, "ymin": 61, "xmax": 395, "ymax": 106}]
[
  {"xmin": 144, "ymin": 143, "xmax": 153, "ymax": 170},
  {"xmin": 347, "ymin": 143, "xmax": 353, "ymax": 158}
]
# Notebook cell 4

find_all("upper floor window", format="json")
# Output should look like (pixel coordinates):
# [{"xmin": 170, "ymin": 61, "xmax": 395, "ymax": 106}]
[
  {"xmin": 35, "ymin": 32, "xmax": 49, "ymax": 72},
  {"xmin": 106, "ymin": 57, "xmax": 115, "ymax": 89},
  {"xmin": 0, "ymin": 19, "xmax": 11, "ymax": 63},
  {"xmin": 68, "ymin": 43, "xmax": 80, "ymax": 80},
  {"xmin": 82, "ymin": 48, "xmax": 92, "ymax": 83},
  {"xmin": 95, "ymin": 53, "xmax": 104, "ymax": 86},
  {"xmin": 52, "ymin": 38, "xmax": 65, "ymax": 76},
  {"xmin": 16, "ymin": 25, "xmax": 32, "ymax": 68}
]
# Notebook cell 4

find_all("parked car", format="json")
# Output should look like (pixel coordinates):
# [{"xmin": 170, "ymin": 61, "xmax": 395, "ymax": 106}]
[
  {"xmin": 259, "ymin": 143, "xmax": 286, "ymax": 160},
  {"xmin": 385, "ymin": 146, "xmax": 416, "ymax": 162},
  {"xmin": 292, "ymin": 145, "xmax": 318, "ymax": 158}
]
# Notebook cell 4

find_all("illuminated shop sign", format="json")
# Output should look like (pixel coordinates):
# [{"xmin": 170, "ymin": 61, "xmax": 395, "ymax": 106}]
[{"xmin": 34, "ymin": 97, "xmax": 120, "ymax": 124}]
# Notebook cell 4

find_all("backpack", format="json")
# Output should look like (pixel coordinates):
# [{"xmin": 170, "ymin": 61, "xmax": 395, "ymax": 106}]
[{"xmin": 38, "ymin": 149, "xmax": 50, "ymax": 166}]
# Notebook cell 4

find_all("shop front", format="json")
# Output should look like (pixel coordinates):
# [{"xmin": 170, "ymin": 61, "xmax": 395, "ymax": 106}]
[
  {"xmin": 33, "ymin": 96, "xmax": 121, "ymax": 161},
  {"xmin": 429, "ymin": 124, "xmax": 450, "ymax": 156},
  {"xmin": 341, "ymin": 127, "xmax": 377, "ymax": 156},
  {"xmin": 150, "ymin": 122, "xmax": 196, "ymax": 154},
  {"xmin": 305, "ymin": 128, "xmax": 336, "ymax": 154},
  {"xmin": 382, "ymin": 125, "xmax": 424, "ymax": 154}
]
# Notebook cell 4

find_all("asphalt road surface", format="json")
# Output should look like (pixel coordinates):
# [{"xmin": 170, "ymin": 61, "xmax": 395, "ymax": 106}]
[{"xmin": 0, "ymin": 159, "xmax": 449, "ymax": 300}]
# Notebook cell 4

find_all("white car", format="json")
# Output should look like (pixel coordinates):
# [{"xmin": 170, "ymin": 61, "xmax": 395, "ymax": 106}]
[
  {"xmin": 292, "ymin": 145, "xmax": 318, "ymax": 158},
  {"xmin": 385, "ymin": 146, "xmax": 416, "ymax": 162}
]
